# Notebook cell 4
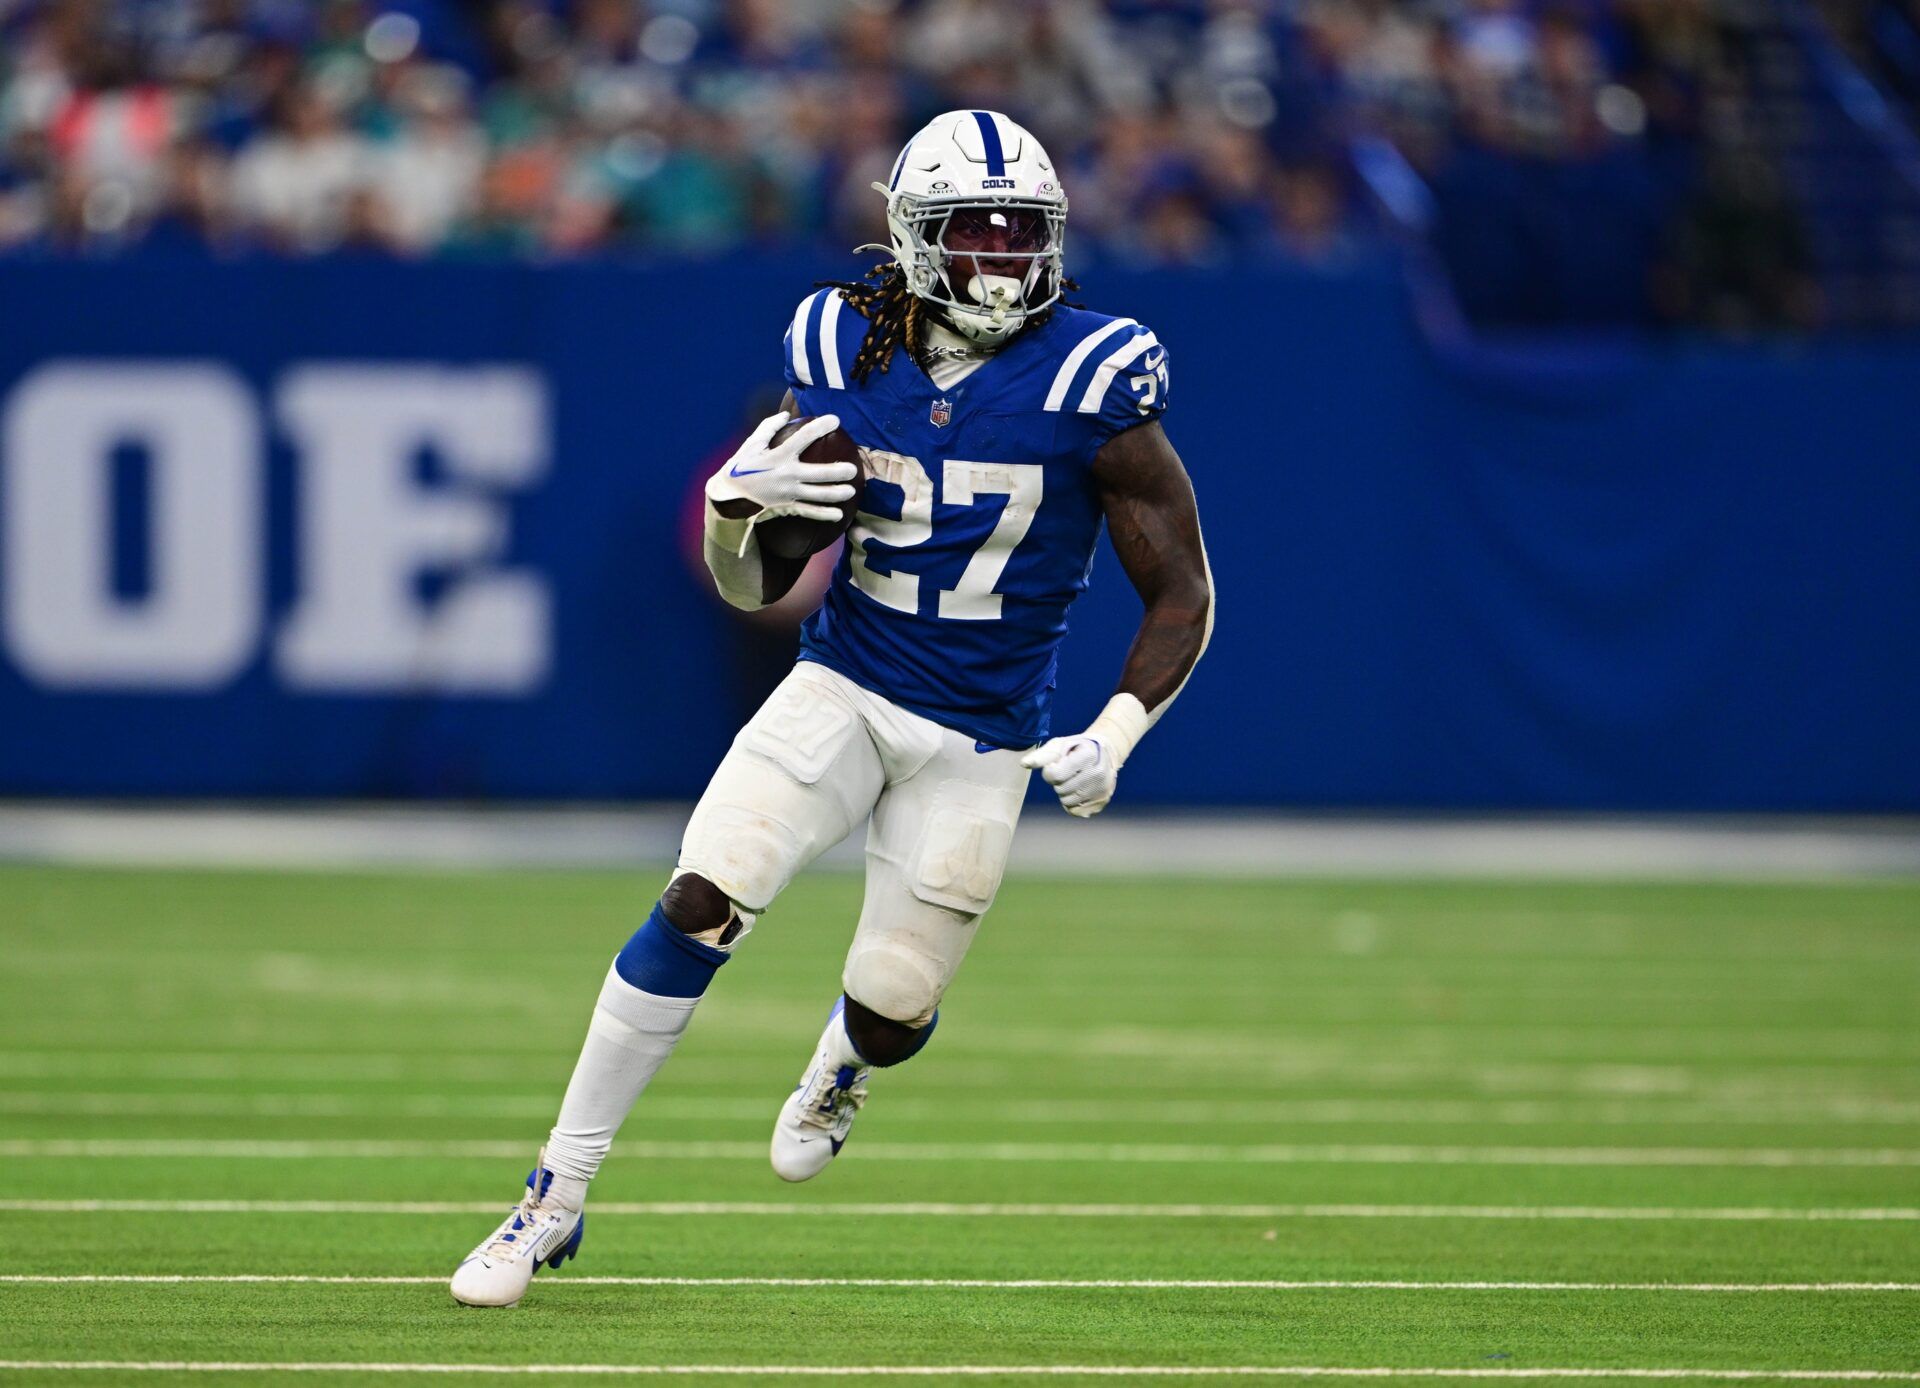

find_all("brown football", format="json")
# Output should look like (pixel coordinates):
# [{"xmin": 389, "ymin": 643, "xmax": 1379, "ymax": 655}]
[{"xmin": 755, "ymin": 417, "xmax": 866, "ymax": 559}]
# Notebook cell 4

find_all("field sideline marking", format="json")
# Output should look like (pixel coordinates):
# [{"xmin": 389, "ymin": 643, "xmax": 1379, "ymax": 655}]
[
  {"xmin": 6, "ymin": 1199, "xmax": 1917, "ymax": 1222},
  {"xmin": 3, "ymin": 1362, "xmax": 1919, "ymax": 1380},
  {"xmin": 2, "ymin": 1275, "xmax": 1915, "ymax": 1292},
  {"xmin": 5, "ymin": 1138, "xmax": 1920, "ymax": 1167}
]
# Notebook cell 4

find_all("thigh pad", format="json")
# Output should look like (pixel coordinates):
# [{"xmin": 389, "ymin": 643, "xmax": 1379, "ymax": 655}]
[
  {"xmin": 743, "ymin": 674, "xmax": 859, "ymax": 785},
  {"xmin": 907, "ymin": 777, "xmax": 1018, "ymax": 916}
]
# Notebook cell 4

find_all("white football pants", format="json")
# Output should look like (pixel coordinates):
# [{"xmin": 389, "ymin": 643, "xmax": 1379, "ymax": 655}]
[{"xmin": 678, "ymin": 661, "xmax": 1030, "ymax": 1026}]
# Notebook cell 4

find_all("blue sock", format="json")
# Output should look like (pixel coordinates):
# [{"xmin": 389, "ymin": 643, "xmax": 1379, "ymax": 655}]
[{"xmin": 613, "ymin": 904, "xmax": 730, "ymax": 998}]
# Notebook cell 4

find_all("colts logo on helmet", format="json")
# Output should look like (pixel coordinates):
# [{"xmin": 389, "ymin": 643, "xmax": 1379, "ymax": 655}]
[{"xmin": 929, "ymin": 397, "xmax": 953, "ymax": 428}]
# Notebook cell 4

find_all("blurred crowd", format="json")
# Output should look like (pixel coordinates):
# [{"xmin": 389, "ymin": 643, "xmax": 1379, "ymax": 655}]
[{"xmin": 2, "ymin": 0, "xmax": 1915, "ymax": 328}]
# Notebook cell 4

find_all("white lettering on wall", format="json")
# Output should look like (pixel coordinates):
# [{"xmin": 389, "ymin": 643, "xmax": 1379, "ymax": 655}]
[
  {"xmin": 1, "ymin": 362, "xmax": 260, "ymax": 688},
  {"xmin": 274, "ymin": 366, "xmax": 552, "ymax": 693},
  {"xmin": 0, "ymin": 361, "xmax": 553, "ymax": 695}
]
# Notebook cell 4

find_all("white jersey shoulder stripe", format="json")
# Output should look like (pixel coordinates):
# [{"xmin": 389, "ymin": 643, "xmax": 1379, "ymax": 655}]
[
  {"xmin": 1077, "ymin": 329, "xmax": 1160, "ymax": 414},
  {"xmin": 817, "ymin": 290, "xmax": 847, "ymax": 390},
  {"xmin": 1043, "ymin": 317, "xmax": 1137, "ymax": 411},
  {"xmin": 788, "ymin": 294, "xmax": 817, "ymax": 386}
]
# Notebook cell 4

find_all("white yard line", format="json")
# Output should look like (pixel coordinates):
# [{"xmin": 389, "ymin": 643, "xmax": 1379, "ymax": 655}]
[
  {"xmin": 0, "ymin": 1092, "xmax": 565, "ymax": 1120},
  {"xmin": 1, "ymin": 1275, "xmax": 1915, "ymax": 1292},
  {"xmin": 5, "ymin": 1138, "xmax": 1919, "ymax": 1167},
  {"xmin": 6, "ymin": 1092, "xmax": 1918, "ymax": 1127},
  {"xmin": 4, "ymin": 1199, "xmax": 1916, "ymax": 1222},
  {"xmin": 7, "ymin": 1052, "xmax": 1912, "ymax": 1107},
  {"xmin": 2, "ymin": 1362, "xmax": 1919, "ymax": 1380}
]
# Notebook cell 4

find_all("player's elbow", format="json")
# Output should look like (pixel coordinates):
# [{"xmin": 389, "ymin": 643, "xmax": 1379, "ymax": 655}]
[
  {"xmin": 1180, "ymin": 551, "xmax": 1216, "ymax": 629},
  {"xmin": 1153, "ymin": 572, "xmax": 1213, "ymax": 631}
]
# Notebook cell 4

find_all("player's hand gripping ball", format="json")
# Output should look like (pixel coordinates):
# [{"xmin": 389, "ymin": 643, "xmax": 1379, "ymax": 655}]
[
  {"xmin": 756, "ymin": 416, "xmax": 866, "ymax": 558},
  {"xmin": 705, "ymin": 409, "xmax": 866, "ymax": 560}
]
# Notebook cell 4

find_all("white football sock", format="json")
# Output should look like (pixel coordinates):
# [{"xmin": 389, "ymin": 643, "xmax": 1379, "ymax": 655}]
[{"xmin": 541, "ymin": 964, "xmax": 700, "ymax": 1209}]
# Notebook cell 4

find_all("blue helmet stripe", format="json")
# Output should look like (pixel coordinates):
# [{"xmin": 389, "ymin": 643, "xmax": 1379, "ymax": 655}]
[
  {"xmin": 971, "ymin": 111, "xmax": 1006, "ymax": 177},
  {"xmin": 889, "ymin": 138, "xmax": 912, "ymax": 191}
]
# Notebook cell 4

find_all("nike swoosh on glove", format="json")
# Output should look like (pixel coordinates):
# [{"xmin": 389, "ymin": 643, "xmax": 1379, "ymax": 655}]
[{"xmin": 705, "ymin": 410, "xmax": 857, "ymax": 534}]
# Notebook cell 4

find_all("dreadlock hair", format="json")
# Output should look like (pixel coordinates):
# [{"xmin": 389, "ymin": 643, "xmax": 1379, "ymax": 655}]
[
  {"xmin": 816, "ymin": 262, "xmax": 1082, "ymax": 384},
  {"xmin": 816, "ymin": 263, "xmax": 923, "ymax": 385}
]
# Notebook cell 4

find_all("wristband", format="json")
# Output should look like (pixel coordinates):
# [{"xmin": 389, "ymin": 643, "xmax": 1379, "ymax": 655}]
[{"xmin": 1086, "ymin": 693, "xmax": 1152, "ymax": 768}]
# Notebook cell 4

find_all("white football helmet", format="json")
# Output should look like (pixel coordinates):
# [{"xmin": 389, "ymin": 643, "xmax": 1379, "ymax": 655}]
[{"xmin": 872, "ymin": 110, "xmax": 1068, "ymax": 345}]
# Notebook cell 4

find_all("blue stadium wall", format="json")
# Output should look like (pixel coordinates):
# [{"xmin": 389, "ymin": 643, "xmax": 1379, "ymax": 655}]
[{"xmin": 0, "ymin": 254, "xmax": 1915, "ymax": 811}]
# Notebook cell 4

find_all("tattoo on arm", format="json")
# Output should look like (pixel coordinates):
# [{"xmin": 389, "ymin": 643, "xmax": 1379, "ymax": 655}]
[{"xmin": 1090, "ymin": 421, "xmax": 1212, "ymax": 713}]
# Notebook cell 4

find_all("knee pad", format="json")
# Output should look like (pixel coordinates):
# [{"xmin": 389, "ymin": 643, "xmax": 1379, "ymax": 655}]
[
  {"xmin": 678, "ymin": 801, "xmax": 807, "ymax": 914},
  {"xmin": 843, "ymin": 939, "xmax": 946, "ymax": 1030},
  {"xmin": 659, "ymin": 871, "xmax": 753, "ymax": 950}
]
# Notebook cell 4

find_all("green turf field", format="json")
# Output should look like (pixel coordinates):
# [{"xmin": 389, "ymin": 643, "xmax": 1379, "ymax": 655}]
[{"xmin": 0, "ymin": 865, "xmax": 1916, "ymax": 1385}]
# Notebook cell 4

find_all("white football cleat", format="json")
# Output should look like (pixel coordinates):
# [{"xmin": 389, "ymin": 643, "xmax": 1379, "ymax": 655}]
[
  {"xmin": 770, "ymin": 1007, "xmax": 870, "ymax": 1182},
  {"xmin": 449, "ymin": 1155, "xmax": 585, "ymax": 1308}
]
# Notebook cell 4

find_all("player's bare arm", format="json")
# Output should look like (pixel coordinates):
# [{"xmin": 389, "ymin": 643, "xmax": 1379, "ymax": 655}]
[
  {"xmin": 1093, "ymin": 419, "xmax": 1212, "ymax": 712},
  {"xmin": 1023, "ymin": 419, "xmax": 1214, "ymax": 819}
]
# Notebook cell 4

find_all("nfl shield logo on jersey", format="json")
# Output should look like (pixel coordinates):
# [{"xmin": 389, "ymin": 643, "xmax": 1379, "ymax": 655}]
[{"xmin": 929, "ymin": 397, "xmax": 953, "ymax": 428}]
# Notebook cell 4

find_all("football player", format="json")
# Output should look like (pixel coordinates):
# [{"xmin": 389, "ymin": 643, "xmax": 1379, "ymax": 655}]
[{"xmin": 451, "ymin": 110, "xmax": 1214, "ymax": 1307}]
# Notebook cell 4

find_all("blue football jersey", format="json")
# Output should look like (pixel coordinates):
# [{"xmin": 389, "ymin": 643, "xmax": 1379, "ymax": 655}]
[{"xmin": 783, "ymin": 288, "xmax": 1170, "ymax": 749}]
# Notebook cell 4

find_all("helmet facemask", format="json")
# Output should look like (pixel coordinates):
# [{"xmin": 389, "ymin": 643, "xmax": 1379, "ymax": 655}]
[{"xmin": 876, "ymin": 188, "xmax": 1068, "ymax": 346}]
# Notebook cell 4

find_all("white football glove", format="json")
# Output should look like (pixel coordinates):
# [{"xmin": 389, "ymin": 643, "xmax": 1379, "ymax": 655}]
[
  {"xmin": 1020, "ymin": 695, "xmax": 1155, "ymax": 819},
  {"xmin": 706, "ymin": 410, "xmax": 857, "ymax": 529}
]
